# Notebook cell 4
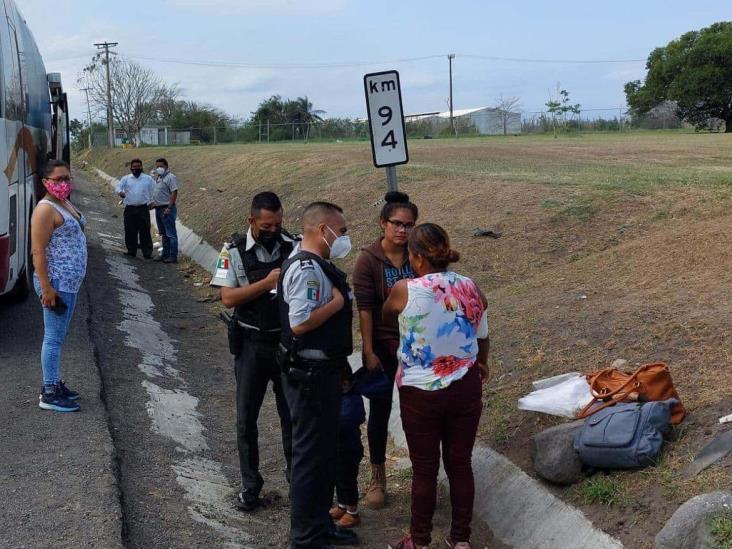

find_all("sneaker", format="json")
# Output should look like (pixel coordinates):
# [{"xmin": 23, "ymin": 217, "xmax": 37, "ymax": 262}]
[
  {"xmin": 235, "ymin": 489, "xmax": 260, "ymax": 512},
  {"xmin": 57, "ymin": 380, "xmax": 80, "ymax": 401},
  {"xmin": 445, "ymin": 540, "xmax": 472, "ymax": 549},
  {"xmin": 336, "ymin": 511, "xmax": 360, "ymax": 528},
  {"xmin": 329, "ymin": 505, "xmax": 347, "ymax": 520},
  {"xmin": 39, "ymin": 386, "xmax": 80, "ymax": 412},
  {"xmin": 388, "ymin": 535, "xmax": 427, "ymax": 549}
]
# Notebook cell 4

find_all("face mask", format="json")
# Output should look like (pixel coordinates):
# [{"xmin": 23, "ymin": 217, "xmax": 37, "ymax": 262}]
[
  {"xmin": 256, "ymin": 228, "xmax": 281, "ymax": 253},
  {"xmin": 46, "ymin": 179, "xmax": 72, "ymax": 200},
  {"xmin": 324, "ymin": 226, "xmax": 352, "ymax": 259},
  {"xmin": 131, "ymin": 168, "xmax": 143, "ymax": 177},
  {"xmin": 155, "ymin": 167, "xmax": 166, "ymax": 175}
]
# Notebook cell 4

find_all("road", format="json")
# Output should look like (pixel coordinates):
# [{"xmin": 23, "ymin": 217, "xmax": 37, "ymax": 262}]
[{"xmin": 0, "ymin": 172, "xmax": 496, "ymax": 548}]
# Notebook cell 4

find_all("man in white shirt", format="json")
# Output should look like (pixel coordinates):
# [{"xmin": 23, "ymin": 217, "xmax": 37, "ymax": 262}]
[{"xmin": 116, "ymin": 158, "xmax": 155, "ymax": 258}]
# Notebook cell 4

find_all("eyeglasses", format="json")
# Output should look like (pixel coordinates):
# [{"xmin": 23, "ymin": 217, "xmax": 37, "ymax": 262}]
[
  {"xmin": 386, "ymin": 219, "xmax": 415, "ymax": 231},
  {"xmin": 45, "ymin": 176, "xmax": 73, "ymax": 183}
]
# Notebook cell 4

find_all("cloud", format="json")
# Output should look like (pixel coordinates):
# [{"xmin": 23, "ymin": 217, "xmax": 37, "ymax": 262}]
[{"xmin": 166, "ymin": 0, "xmax": 348, "ymax": 15}]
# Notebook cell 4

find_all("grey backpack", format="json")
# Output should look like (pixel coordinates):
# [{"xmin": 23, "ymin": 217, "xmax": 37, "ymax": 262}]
[{"xmin": 574, "ymin": 399, "xmax": 677, "ymax": 469}]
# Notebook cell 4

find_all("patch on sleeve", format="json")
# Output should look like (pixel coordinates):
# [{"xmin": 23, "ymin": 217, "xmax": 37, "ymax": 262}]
[
  {"xmin": 217, "ymin": 256, "xmax": 230, "ymax": 270},
  {"xmin": 299, "ymin": 259, "xmax": 314, "ymax": 271},
  {"xmin": 307, "ymin": 287, "xmax": 320, "ymax": 301},
  {"xmin": 215, "ymin": 268, "xmax": 229, "ymax": 279}
]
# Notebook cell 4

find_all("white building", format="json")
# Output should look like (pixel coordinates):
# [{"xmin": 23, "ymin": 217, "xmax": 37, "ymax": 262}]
[
  {"xmin": 406, "ymin": 106, "xmax": 521, "ymax": 136},
  {"xmin": 113, "ymin": 127, "xmax": 192, "ymax": 147}
]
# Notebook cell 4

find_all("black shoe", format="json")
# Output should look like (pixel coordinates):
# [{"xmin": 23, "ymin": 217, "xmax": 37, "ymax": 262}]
[
  {"xmin": 153, "ymin": 256, "xmax": 166, "ymax": 262},
  {"xmin": 162, "ymin": 257, "xmax": 177, "ymax": 263},
  {"xmin": 235, "ymin": 489, "xmax": 260, "ymax": 511},
  {"xmin": 324, "ymin": 525, "xmax": 359, "ymax": 546},
  {"xmin": 38, "ymin": 386, "xmax": 80, "ymax": 413},
  {"xmin": 57, "ymin": 380, "xmax": 80, "ymax": 401},
  {"xmin": 124, "ymin": 252, "xmax": 136, "ymax": 257},
  {"xmin": 143, "ymin": 255, "xmax": 152, "ymax": 259}
]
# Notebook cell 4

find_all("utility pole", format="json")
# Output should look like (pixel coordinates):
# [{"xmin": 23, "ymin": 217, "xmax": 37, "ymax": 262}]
[
  {"xmin": 80, "ymin": 87, "xmax": 93, "ymax": 149},
  {"xmin": 448, "ymin": 53, "xmax": 456, "ymax": 136},
  {"xmin": 94, "ymin": 41, "xmax": 118, "ymax": 148}
]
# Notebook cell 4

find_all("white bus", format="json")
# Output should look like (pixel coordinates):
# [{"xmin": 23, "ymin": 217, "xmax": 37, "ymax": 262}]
[{"xmin": 0, "ymin": 0, "xmax": 69, "ymax": 301}]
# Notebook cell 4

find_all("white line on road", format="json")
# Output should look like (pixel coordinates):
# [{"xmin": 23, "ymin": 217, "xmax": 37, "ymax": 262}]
[{"xmin": 97, "ymin": 229, "xmax": 252, "ymax": 548}]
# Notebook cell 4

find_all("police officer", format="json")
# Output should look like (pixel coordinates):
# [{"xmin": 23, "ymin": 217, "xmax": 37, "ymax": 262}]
[
  {"xmin": 277, "ymin": 202, "xmax": 359, "ymax": 548},
  {"xmin": 210, "ymin": 191, "xmax": 295, "ymax": 511}
]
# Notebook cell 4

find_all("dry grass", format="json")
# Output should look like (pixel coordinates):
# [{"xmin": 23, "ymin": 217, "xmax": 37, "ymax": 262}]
[{"xmin": 85, "ymin": 131, "xmax": 732, "ymax": 546}]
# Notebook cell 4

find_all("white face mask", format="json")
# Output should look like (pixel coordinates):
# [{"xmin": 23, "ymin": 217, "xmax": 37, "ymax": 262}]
[
  {"xmin": 155, "ymin": 167, "xmax": 166, "ymax": 175},
  {"xmin": 324, "ymin": 225, "xmax": 352, "ymax": 259}
]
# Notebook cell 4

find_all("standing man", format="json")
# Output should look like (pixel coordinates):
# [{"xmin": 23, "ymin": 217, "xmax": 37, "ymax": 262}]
[
  {"xmin": 278, "ymin": 202, "xmax": 359, "ymax": 548},
  {"xmin": 152, "ymin": 158, "xmax": 179, "ymax": 263},
  {"xmin": 116, "ymin": 158, "xmax": 155, "ymax": 259},
  {"xmin": 210, "ymin": 192, "xmax": 295, "ymax": 512}
]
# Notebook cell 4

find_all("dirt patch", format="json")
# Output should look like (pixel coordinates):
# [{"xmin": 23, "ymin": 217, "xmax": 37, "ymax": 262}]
[{"xmin": 85, "ymin": 132, "xmax": 732, "ymax": 546}]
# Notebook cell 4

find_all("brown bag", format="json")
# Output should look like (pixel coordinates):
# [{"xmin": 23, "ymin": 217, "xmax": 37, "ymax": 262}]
[{"xmin": 577, "ymin": 362, "xmax": 686, "ymax": 424}]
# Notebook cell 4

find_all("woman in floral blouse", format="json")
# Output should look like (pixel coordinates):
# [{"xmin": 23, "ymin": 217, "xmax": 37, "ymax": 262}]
[{"xmin": 383, "ymin": 223, "xmax": 489, "ymax": 549}]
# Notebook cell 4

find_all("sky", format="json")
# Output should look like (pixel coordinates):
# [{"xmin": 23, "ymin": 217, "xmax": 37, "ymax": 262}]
[{"xmin": 17, "ymin": 0, "xmax": 731, "ymax": 125}]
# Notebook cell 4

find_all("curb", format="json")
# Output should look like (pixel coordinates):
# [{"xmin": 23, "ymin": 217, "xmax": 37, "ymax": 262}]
[{"xmin": 92, "ymin": 166, "xmax": 624, "ymax": 549}]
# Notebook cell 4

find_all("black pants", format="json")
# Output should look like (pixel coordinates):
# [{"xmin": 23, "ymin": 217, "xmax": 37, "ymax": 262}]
[
  {"xmin": 123, "ymin": 205, "xmax": 153, "ymax": 257},
  {"xmin": 335, "ymin": 425, "xmax": 363, "ymax": 506},
  {"xmin": 283, "ymin": 360, "xmax": 343, "ymax": 549},
  {"xmin": 367, "ymin": 338, "xmax": 399, "ymax": 465},
  {"xmin": 235, "ymin": 338, "xmax": 292, "ymax": 494}
]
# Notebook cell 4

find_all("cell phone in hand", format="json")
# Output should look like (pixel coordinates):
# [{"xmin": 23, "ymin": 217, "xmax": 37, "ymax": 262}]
[{"xmin": 52, "ymin": 296, "xmax": 68, "ymax": 315}]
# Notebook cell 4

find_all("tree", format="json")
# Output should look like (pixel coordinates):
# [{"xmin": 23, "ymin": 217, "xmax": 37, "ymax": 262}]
[
  {"xmin": 625, "ymin": 21, "xmax": 732, "ymax": 132},
  {"xmin": 80, "ymin": 55, "xmax": 176, "ymax": 144},
  {"xmin": 250, "ymin": 95, "xmax": 325, "ymax": 141},
  {"xmin": 546, "ymin": 87, "xmax": 581, "ymax": 137},
  {"xmin": 494, "ymin": 95, "xmax": 521, "ymax": 135}
]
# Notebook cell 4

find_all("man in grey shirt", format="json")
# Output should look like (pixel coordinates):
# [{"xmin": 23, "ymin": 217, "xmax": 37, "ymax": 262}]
[{"xmin": 152, "ymin": 158, "xmax": 179, "ymax": 263}]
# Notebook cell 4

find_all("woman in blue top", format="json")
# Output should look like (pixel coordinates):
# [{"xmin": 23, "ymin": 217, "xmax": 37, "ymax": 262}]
[{"xmin": 30, "ymin": 160, "xmax": 88, "ymax": 412}]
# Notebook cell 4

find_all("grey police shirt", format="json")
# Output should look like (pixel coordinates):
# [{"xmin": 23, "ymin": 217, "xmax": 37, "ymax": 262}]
[
  {"xmin": 209, "ymin": 228, "xmax": 295, "ymax": 289},
  {"xmin": 152, "ymin": 171, "xmax": 180, "ymax": 207}
]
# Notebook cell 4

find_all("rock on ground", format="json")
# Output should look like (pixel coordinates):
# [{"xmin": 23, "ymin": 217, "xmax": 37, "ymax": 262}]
[
  {"xmin": 531, "ymin": 420, "xmax": 585, "ymax": 485},
  {"xmin": 654, "ymin": 490, "xmax": 732, "ymax": 549}
]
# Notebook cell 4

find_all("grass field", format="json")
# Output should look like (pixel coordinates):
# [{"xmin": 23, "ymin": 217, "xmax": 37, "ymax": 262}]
[{"xmin": 85, "ymin": 131, "xmax": 732, "ymax": 546}]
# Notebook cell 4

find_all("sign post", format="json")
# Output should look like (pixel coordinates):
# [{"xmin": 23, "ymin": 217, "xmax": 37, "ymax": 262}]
[{"xmin": 364, "ymin": 70, "xmax": 408, "ymax": 192}]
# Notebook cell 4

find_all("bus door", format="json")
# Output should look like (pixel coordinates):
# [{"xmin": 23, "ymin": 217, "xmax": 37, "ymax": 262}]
[{"xmin": 2, "ymin": 14, "xmax": 26, "ymax": 286}]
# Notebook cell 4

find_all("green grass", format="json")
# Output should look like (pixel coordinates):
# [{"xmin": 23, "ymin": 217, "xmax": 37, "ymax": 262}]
[
  {"xmin": 574, "ymin": 475, "xmax": 625, "ymax": 506},
  {"xmin": 710, "ymin": 513, "xmax": 732, "ymax": 549}
]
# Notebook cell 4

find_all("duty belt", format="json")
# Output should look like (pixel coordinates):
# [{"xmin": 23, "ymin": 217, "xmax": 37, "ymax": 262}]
[{"xmin": 236, "ymin": 321, "xmax": 280, "ymax": 334}]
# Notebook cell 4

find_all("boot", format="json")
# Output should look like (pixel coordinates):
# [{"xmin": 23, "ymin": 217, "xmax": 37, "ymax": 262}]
[{"xmin": 364, "ymin": 463, "xmax": 386, "ymax": 509}]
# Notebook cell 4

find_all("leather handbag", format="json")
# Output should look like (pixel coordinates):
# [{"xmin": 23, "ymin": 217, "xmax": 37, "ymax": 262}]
[{"xmin": 576, "ymin": 362, "xmax": 685, "ymax": 424}]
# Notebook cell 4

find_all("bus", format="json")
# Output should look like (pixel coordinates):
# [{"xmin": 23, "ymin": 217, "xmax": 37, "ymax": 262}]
[{"xmin": 0, "ymin": 0, "xmax": 69, "ymax": 302}]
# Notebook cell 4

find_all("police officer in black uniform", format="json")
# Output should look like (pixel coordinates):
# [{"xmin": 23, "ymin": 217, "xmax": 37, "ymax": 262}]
[
  {"xmin": 210, "ymin": 192, "xmax": 296, "ymax": 511},
  {"xmin": 277, "ymin": 202, "xmax": 359, "ymax": 548}
]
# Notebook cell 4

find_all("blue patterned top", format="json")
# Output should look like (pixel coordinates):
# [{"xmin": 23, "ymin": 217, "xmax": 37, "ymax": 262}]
[{"xmin": 34, "ymin": 199, "xmax": 88, "ymax": 293}]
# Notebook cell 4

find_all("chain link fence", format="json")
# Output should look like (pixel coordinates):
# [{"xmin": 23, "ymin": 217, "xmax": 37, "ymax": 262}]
[{"xmin": 87, "ymin": 107, "xmax": 690, "ymax": 148}]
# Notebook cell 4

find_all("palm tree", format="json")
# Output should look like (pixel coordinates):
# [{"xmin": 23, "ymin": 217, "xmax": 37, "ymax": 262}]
[{"xmin": 289, "ymin": 96, "xmax": 325, "ymax": 141}]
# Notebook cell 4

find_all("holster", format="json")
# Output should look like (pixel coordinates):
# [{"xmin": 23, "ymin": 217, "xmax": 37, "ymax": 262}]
[{"xmin": 220, "ymin": 311, "xmax": 245, "ymax": 356}]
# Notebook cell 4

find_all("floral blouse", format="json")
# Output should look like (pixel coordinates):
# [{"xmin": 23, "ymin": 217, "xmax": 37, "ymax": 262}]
[{"xmin": 397, "ymin": 271, "xmax": 488, "ymax": 391}]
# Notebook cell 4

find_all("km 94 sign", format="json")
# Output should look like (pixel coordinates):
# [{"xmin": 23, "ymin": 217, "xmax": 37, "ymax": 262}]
[{"xmin": 363, "ymin": 70, "xmax": 409, "ymax": 168}]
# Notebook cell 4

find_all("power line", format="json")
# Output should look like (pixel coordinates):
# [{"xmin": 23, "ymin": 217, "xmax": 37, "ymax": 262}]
[
  {"xmin": 119, "ymin": 51, "xmax": 646, "ymax": 70},
  {"xmin": 460, "ymin": 53, "xmax": 645, "ymax": 64},
  {"xmin": 124, "ymin": 53, "xmax": 446, "ymax": 69}
]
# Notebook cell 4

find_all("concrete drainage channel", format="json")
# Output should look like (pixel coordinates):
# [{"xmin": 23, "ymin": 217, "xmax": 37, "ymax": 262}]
[{"xmin": 93, "ymin": 166, "xmax": 624, "ymax": 549}]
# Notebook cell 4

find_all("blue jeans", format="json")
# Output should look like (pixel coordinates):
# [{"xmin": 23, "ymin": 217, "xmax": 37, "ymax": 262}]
[
  {"xmin": 155, "ymin": 205, "xmax": 178, "ymax": 260},
  {"xmin": 34, "ymin": 279, "xmax": 78, "ymax": 388}
]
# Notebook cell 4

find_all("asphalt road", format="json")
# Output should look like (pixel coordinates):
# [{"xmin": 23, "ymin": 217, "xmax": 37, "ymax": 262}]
[{"xmin": 1, "ymin": 172, "xmax": 497, "ymax": 548}]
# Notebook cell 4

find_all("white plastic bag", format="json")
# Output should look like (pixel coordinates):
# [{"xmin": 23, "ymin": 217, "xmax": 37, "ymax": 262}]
[{"xmin": 518, "ymin": 374, "xmax": 593, "ymax": 418}]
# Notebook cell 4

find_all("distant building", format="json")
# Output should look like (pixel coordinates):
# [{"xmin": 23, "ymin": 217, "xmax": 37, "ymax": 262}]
[
  {"xmin": 109, "ymin": 127, "xmax": 192, "ymax": 147},
  {"xmin": 406, "ymin": 106, "xmax": 522, "ymax": 136}
]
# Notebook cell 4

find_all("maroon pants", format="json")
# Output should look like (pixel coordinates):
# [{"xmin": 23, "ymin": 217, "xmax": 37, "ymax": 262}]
[{"xmin": 399, "ymin": 365, "xmax": 482, "ymax": 546}]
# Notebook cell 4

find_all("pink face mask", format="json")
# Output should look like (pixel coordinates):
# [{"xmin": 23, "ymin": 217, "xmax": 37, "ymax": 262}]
[{"xmin": 45, "ymin": 179, "xmax": 72, "ymax": 200}]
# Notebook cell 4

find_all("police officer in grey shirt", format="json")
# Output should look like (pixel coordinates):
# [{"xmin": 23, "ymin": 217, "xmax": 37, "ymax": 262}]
[
  {"xmin": 277, "ymin": 201, "xmax": 359, "ymax": 548},
  {"xmin": 210, "ymin": 192, "xmax": 296, "ymax": 512},
  {"xmin": 152, "ymin": 158, "xmax": 179, "ymax": 263}
]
